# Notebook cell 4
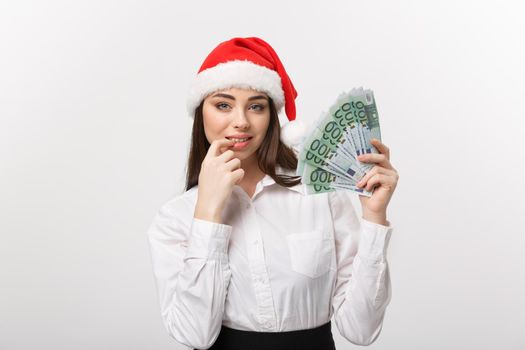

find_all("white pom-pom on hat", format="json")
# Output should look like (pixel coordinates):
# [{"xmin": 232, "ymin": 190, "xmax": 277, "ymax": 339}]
[{"xmin": 280, "ymin": 119, "xmax": 308, "ymax": 148}]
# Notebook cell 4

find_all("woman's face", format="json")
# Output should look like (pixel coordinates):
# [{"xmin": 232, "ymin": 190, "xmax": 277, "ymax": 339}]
[{"xmin": 202, "ymin": 87, "xmax": 271, "ymax": 162}]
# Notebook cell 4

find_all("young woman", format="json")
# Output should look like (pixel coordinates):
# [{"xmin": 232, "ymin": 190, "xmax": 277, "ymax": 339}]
[{"xmin": 147, "ymin": 37, "xmax": 399, "ymax": 350}]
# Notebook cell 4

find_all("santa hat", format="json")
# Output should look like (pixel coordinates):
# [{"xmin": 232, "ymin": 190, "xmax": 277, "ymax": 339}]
[{"xmin": 186, "ymin": 37, "xmax": 307, "ymax": 148}]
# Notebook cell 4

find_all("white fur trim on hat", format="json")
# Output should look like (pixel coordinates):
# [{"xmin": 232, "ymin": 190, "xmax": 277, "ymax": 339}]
[{"xmin": 186, "ymin": 60, "xmax": 285, "ymax": 117}]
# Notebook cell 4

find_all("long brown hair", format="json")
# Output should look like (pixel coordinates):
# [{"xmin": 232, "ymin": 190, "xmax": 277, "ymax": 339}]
[{"xmin": 185, "ymin": 96, "xmax": 302, "ymax": 191}]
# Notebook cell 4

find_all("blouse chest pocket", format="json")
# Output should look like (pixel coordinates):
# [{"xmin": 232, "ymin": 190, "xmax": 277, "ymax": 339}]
[{"xmin": 285, "ymin": 229, "xmax": 334, "ymax": 279}]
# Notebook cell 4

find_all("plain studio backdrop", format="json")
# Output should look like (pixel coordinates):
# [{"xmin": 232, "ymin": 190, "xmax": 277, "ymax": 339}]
[{"xmin": 1, "ymin": 1, "xmax": 524, "ymax": 349}]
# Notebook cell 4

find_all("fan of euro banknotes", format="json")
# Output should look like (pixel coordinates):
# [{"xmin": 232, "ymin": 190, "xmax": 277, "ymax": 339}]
[{"xmin": 296, "ymin": 87, "xmax": 382, "ymax": 197}]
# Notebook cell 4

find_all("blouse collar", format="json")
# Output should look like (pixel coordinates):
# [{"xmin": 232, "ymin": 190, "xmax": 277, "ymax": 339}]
[
  {"xmin": 231, "ymin": 165, "xmax": 304, "ymax": 199},
  {"xmin": 259, "ymin": 165, "xmax": 304, "ymax": 195}
]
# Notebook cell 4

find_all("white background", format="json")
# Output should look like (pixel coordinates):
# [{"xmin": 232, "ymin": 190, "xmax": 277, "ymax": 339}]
[{"xmin": 1, "ymin": 1, "xmax": 524, "ymax": 349}]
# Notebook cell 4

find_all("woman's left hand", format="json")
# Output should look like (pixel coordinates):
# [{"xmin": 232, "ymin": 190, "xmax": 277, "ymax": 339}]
[{"xmin": 356, "ymin": 139, "xmax": 399, "ymax": 226}]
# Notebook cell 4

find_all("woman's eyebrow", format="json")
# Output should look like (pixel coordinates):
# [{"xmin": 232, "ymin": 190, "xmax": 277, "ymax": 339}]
[{"xmin": 211, "ymin": 93, "xmax": 268, "ymax": 101}]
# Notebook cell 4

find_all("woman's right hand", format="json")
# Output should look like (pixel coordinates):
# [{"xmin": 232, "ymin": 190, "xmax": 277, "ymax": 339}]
[{"xmin": 194, "ymin": 138, "xmax": 245, "ymax": 223}]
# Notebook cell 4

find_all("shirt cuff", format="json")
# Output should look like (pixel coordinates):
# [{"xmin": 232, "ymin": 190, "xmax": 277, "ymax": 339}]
[
  {"xmin": 186, "ymin": 218, "xmax": 232, "ymax": 260},
  {"xmin": 357, "ymin": 219, "xmax": 394, "ymax": 263}
]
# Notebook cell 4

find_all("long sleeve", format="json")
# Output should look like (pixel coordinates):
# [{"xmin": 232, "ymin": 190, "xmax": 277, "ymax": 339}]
[
  {"xmin": 146, "ymin": 198, "xmax": 233, "ymax": 350},
  {"xmin": 329, "ymin": 190, "xmax": 393, "ymax": 346}
]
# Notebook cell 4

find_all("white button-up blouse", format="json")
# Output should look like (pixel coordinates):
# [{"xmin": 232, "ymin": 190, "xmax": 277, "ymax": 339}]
[{"xmin": 146, "ymin": 167, "xmax": 394, "ymax": 350}]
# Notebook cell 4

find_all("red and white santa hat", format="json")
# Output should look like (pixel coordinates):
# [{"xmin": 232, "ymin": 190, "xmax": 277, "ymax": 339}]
[{"xmin": 186, "ymin": 37, "xmax": 308, "ymax": 148}]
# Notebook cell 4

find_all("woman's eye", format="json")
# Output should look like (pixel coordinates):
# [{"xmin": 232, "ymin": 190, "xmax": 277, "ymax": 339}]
[
  {"xmin": 250, "ymin": 104, "xmax": 265, "ymax": 111},
  {"xmin": 216, "ymin": 103, "xmax": 230, "ymax": 110}
]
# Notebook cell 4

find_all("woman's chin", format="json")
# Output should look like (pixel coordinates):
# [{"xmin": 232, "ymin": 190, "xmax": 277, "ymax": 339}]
[{"xmin": 233, "ymin": 150, "xmax": 257, "ymax": 162}]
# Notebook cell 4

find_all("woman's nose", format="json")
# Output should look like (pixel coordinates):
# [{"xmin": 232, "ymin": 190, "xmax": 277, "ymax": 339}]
[{"xmin": 232, "ymin": 108, "xmax": 250, "ymax": 129}]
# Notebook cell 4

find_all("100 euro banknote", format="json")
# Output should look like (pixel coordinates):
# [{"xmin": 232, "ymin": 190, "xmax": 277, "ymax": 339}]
[{"xmin": 296, "ymin": 87, "xmax": 383, "ymax": 197}]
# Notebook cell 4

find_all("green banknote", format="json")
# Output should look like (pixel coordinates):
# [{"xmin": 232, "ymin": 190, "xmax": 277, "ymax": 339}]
[{"xmin": 297, "ymin": 88, "xmax": 383, "ymax": 197}]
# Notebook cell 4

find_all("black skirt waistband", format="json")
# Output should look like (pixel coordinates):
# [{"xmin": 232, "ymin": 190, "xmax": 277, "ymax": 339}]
[{"xmin": 196, "ymin": 320, "xmax": 336, "ymax": 350}]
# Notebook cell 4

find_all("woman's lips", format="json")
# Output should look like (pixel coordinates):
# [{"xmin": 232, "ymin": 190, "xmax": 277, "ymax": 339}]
[{"xmin": 229, "ymin": 137, "xmax": 252, "ymax": 150}]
